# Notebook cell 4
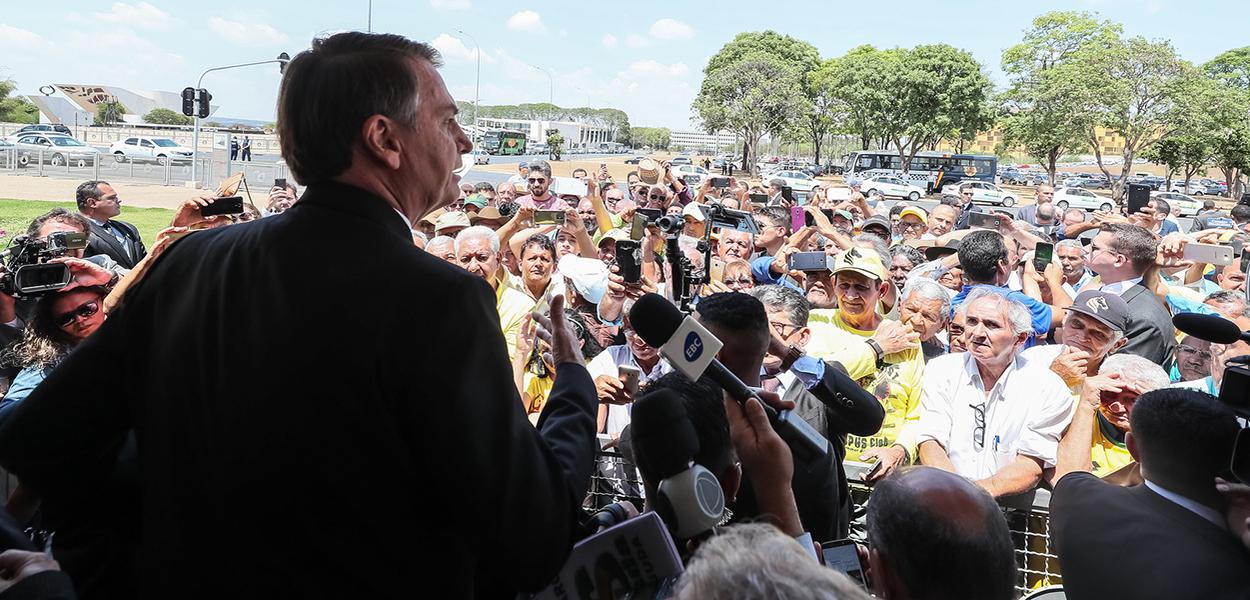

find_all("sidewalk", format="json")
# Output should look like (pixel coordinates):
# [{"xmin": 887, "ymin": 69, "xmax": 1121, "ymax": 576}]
[{"xmin": 1, "ymin": 174, "xmax": 213, "ymax": 209}]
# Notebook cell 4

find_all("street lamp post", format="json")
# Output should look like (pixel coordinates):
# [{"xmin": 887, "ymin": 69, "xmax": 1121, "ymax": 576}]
[
  {"xmin": 532, "ymin": 66, "xmax": 553, "ymax": 106},
  {"xmin": 455, "ymin": 29, "xmax": 480, "ymax": 143},
  {"xmin": 190, "ymin": 54, "xmax": 290, "ymax": 187}
]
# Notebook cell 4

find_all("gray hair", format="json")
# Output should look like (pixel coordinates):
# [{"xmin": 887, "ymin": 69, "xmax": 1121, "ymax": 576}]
[
  {"xmin": 453, "ymin": 225, "xmax": 500, "ymax": 255},
  {"xmin": 963, "ymin": 288, "xmax": 1032, "ymax": 336},
  {"xmin": 902, "ymin": 279, "xmax": 952, "ymax": 322},
  {"xmin": 1098, "ymin": 353, "xmax": 1170, "ymax": 392},
  {"xmin": 673, "ymin": 523, "xmax": 870, "ymax": 600},
  {"xmin": 747, "ymin": 285, "xmax": 811, "ymax": 327},
  {"xmin": 1055, "ymin": 238, "xmax": 1085, "ymax": 256},
  {"xmin": 853, "ymin": 234, "xmax": 891, "ymax": 268},
  {"xmin": 427, "ymin": 235, "xmax": 455, "ymax": 249},
  {"xmin": 1204, "ymin": 290, "xmax": 1247, "ymax": 317}
]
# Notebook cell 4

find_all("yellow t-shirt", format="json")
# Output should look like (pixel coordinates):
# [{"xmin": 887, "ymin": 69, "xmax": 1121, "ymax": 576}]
[
  {"xmin": 805, "ymin": 309, "xmax": 926, "ymax": 457},
  {"xmin": 1090, "ymin": 419, "xmax": 1133, "ymax": 478},
  {"xmin": 523, "ymin": 371, "xmax": 555, "ymax": 416},
  {"xmin": 496, "ymin": 280, "xmax": 536, "ymax": 363}
]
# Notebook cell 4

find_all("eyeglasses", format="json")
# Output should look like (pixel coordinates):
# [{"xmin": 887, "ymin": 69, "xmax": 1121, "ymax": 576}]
[
  {"xmin": 56, "ymin": 300, "xmax": 100, "ymax": 328},
  {"xmin": 769, "ymin": 320, "xmax": 800, "ymax": 338},
  {"xmin": 724, "ymin": 278, "xmax": 753, "ymax": 288},
  {"xmin": 961, "ymin": 192, "xmax": 973, "ymax": 197},
  {"xmin": 969, "ymin": 403, "xmax": 986, "ymax": 450},
  {"xmin": 1178, "ymin": 345, "xmax": 1214, "ymax": 362},
  {"xmin": 900, "ymin": 221, "xmax": 926, "ymax": 230},
  {"xmin": 527, "ymin": 177, "xmax": 548, "ymax": 184}
]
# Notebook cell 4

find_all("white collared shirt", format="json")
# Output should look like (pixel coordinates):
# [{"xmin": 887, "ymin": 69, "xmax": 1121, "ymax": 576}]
[
  {"xmin": 1144, "ymin": 479, "xmax": 1226, "ymax": 529},
  {"xmin": 1099, "ymin": 275, "xmax": 1143, "ymax": 296},
  {"xmin": 912, "ymin": 352, "xmax": 1074, "ymax": 480},
  {"xmin": 1061, "ymin": 270, "xmax": 1094, "ymax": 298},
  {"xmin": 586, "ymin": 345, "xmax": 673, "ymax": 436}
]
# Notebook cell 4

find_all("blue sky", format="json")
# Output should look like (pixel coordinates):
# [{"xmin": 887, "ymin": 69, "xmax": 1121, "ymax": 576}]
[{"xmin": 0, "ymin": 0, "xmax": 1243, "ymax": 129}]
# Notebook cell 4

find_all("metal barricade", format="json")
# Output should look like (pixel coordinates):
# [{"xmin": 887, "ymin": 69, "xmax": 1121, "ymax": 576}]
[{"xmin": 587, "ymin": 453, "xmax": 1063, "ymax": 594}]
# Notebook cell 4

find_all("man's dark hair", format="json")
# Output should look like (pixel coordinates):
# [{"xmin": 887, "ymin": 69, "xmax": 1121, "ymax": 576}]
[
  {"xmin": 695, "ymin": 292, "xmax": 769, "ymax": 348},
  {"xmin": 746, "ymin": 284, "xmax": 809, "ymax": 328},
  {"xmin": 528, "ymin": 160, "xmax": 552, "ymax": 178},
  {"xmin": 519, "ymin": 232, "xmax": 555, "ymax": 260},
  {"xmin": 867, "ymin": 467, "xmax": 1017, "ymax": 600},
  {"xmin": 571, "ymin": 168, "xmax": 588, "ymax": 178},
  {"xmin": 562, "ymin": 309, "xmax": 603, "ymax": 361},
  {"xmin": 26, "ymin": 208, "xmax": 91, "ymax": 238},
  {"xmin": 889, "ymin": 204, "xmax": 906, "ymax": 218},
  {"xmin": 1129, "ymin": 388, "xmax": 1239, "ymax": 487},
  {"xmin": 939, "ymin": 195, "xmax": 961, "ymax": 207},
  {"xmin": 754, "ymin": 206, "xmax": 790, "ymax": 234},
  {"xmin": 957, "ymin": 230, "xmax": 1008, "ymax": 284},
  {"xmin": 75, "ymin": 180, "xmax": 109, "ymax": 209},
  {"xmin": 1150, "ymin": 197, "xmax": 1171, "ymax": 217},
  {"xmin": 473, "ymin": 182, "xmax": 495, "ymax": 194},
  {"xmin": 276, "ymin": 32, "xmax": 441, "ymax": 185},
  {"xmin": 1101, "ymin": 223, "xmax": 1157, "ymax": 273},
  {"xmin": 1231, "ymin": 204, "xmax": 1250, "ymax": 224},
  {"xmin": 627, "ymin": 170, "xmax": 640, "ymax": 181}
]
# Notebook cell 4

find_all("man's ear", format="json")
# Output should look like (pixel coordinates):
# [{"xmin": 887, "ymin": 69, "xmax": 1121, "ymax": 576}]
[{"xmin": 358, "ymin": 115, "xmax": 404, "ymax": 170}]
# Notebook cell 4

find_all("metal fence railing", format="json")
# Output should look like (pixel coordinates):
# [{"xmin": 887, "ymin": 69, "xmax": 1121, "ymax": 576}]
[
  {"xmin": 0, "ymin": 147, "xmax": 287, "ymax": 189},
  {"xmin": 587, "ymin": 450, "xmax": 1063, "ymax": 595}
]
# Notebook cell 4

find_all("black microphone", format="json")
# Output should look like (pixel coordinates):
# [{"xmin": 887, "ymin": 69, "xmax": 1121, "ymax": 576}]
[
  {"xmin": 631, "ymin": 389, "xmax": 725, "ymax": 539},
  {"xmin": 1173, "ymin": 312, "xmax": 1249, "ymax": 344},
  {"xmin": 629, "ymin": 293, "xmax": 829, "ymax": 461}
]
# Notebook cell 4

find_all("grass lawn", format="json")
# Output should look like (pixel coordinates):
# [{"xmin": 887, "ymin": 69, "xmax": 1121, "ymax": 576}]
[{"xmin": 0, "ymin": 198, "xmax": 173, "ymax": 251}]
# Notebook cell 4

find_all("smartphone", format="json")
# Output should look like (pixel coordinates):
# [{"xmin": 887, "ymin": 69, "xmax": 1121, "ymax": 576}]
[
  {"xmin": 803, "ymin": 208, "xmax": 836, "ymax": 228},
  {"xmin": 711, "ymin": 176, "xmax": 730, "ymax": 188},
  {"xmin": 709, "ymin": 258, "xmax": 726, "ymax": 283},
  {"xmin": 1241, "ymin": 251, "xmax": 1250, "ymax": 276},
  {"xmin": 789, "ymin": 251, "xmax": 829, "ymax": 272},
  {"xmin": 534, "ymin": 210, "xmax": 565, "ymax": 225},
  {"xmin": 1127, "ymin": 186, "xmax": 1150, "ymax": 214},
  {"xmin": 201, "ymin": 196, "xmax": 245, "ymax": 217},
  {"xmin": 749, "ymin": 193, "xmax": 769, "ymax": 205},
  {"xmin": 1183, "ymin": 242, "xmax": 1234, "ymax": 266},
  {"xmin": 790, "ymin": 206, "xmax": 806, "ymax": 232},
  {"xmin": 968, "ymin": 211, "xmax": 998, "ymax": 230},
  {"xmin": 781, "ymin": 185, "xmax": 795, "ymax": 203},
  {"xmin": 635, "ymin": 208, "xmax": 663, "ymax": 223},
  {"xmin": 273, "ymin": 178, "xmax": 287, "ymax": 190},
  {"xmin": 615, "ymin": 240, "xmax": 642, "ymax": 283},
  {"xmin": 1033, "ymin": 242, "xmax": 1054, "ymax": 272},
  {"xmin": 630, "ymin": 214, "xmax": 647, "ymax": 241},
  {"xmin": 821, "ymin": 539, "xmax": 867, "ymax": 587},
  {"xmin": 618, "ymin": 365, "xmax": 641, "ymax": 396}
]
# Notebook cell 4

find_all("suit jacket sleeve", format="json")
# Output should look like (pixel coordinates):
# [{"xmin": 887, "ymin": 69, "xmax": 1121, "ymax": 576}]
[
  {"xmin": 1118, "ymin": 288, "xmax": 1176, "ymax": 365},
  {"xmin": 413, "ymin": 275, "xmax": 597, "ymax": 592},
  {"xmin": 808, "ymin": 362, "xmax": 884, "ymax": 437}
]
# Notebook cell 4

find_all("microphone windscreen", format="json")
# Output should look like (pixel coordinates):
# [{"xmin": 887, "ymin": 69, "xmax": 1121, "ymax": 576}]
[
  {"xmin": 1173, "ymin": 312, "xmax": 1241, "ymax": 344},
  {"xmin": 630, "ymin": 389, "xmax": 699, "ymax": 483},
  {"xmin": 629, "ymin": 293, "xmax": 685, "ymax": 348}
]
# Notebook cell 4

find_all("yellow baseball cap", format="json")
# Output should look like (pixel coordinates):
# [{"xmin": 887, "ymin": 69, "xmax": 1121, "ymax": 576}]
[
  {"xmin": 832, "ymin": 247, "xmax": 887, "ymax": 281},
  {"xmin": 899, "ymin": 206, "xmax": 929, "ymax": 222}
]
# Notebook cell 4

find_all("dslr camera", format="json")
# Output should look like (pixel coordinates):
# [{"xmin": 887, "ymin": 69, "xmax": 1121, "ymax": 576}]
[{"xmin": 0, "ymin": 232, "xmax": 89, "ymax": 299}]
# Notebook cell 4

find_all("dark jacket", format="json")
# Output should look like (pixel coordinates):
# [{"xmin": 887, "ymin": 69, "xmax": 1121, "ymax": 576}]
[
  {"xmin": 1052, "ymin": 472, "xmax": 1250, "ymax": 599},
  {"xmin": 1117, "ymin": 283, "xmax": 1177, "ymax": 365},
  {"xmin": 0, "ymin": 182, "xmax": 599, "ymax": 599},
  {"xmin": 82, "ymin": 218, "xmax": 145, "ymax": 270}
]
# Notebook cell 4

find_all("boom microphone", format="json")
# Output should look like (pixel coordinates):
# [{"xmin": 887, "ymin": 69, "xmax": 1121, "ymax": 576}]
[
  {"xmin": 631, "ymin": 389, "xmax": 724, "ymax": 539},
  {"xmin": 1173, "ymin": 312, "xmax": 1249, "ymax": 344},
  {"xmin": 628, "ymin": 293, "xmax": 829, "ymax": 461}
]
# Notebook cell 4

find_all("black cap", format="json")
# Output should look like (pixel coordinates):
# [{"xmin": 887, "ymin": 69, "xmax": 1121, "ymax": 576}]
[{"xmin": 924, "ymin": 239, "xmax": 961, "ymax": 262}]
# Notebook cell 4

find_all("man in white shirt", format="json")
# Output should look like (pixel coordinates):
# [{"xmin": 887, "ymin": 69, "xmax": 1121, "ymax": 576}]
[
  {"xmin": 914, "ymin": 289, "xmax": 1074, "ymax": 498},
  {"xmin": 584, "ymin": 317, "xmax": 672, "ymax": 437}
]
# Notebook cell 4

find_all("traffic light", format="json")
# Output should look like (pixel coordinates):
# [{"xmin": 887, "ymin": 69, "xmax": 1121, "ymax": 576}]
[
  {"xmin": 196, "ymin": 88, "xmax": 212, "ymax": 119},
  {"xmin": 181, "ymin": 87, "xmax": 195, "ymax": 117}
]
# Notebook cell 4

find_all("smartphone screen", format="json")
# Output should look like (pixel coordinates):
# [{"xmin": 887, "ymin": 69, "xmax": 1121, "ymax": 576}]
[
  {"xmin": 274, "ymin": 178, "xmax": 287, "ymax": 190},
  {"xmin": 711, "ymin": 176, "xmax": 730, "ymax": 188},
  {"xmin": 968, "ymin": 212, "xmax": 997, "ymax": 230},
  {"xmin": 615, "ymin": 240, "xmax": 642, "ymax": 283},
  {"xmin": 1033, "ymin": 242, "xmax": 1054, "ymax": 272},
  {"xmin": 821, "ymin": 539, "xmax": 867, "ymax": 587},
  {"xmin": 709, "ymin": 258, "xmax": 726, "ymax": 283},
  {"xmin": 1127, "ymin": 192, "xmax": 1149, "ymax": 215},
  {"xmin": 749, "ymin": 193, "xmax": 769, "ymax": 205},
  {"xmin": 630, "ymin": 214, "xmax": 647, "ymax": 241},
  {"xmin": 534, "ymin": 210, "xmax": 564, "ymax": 225}
]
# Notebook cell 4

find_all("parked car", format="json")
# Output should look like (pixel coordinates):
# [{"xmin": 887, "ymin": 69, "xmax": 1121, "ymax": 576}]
[
  {"xmin": 1150, "ymin": 191, "xmax": 1201, "ymax": 216},
  {"xmin": 941, "ymin": 180, "xmax": 1019, "ymax": 207},
  {"xmin": 1053, "ymin": 186, "xmax": 1116, "ymax": 212},
  {"xmin": 6, "ymin": 123, "xmax": 72, "ymax": 138},
  {"xmin": 529, "ymin": 143, "xmax": 549, "ymax": 155},
  {"xmin": 862, "ymin": 175, "xmax": 926, "ymax": 201},
  {"xmin": 669, "ymin": 156, "xmax": 692, "ymax": 166},
  {"xmin": 108, "ymin": 136, "xmax": 194, "ymax": 165},
  {"xmin": 1168, "ymin": 181, "xmax": 1208, "ymax": 195},
  {"xmin": 672, "ymin": 164, "xmax": 710, "ymax": 185},
  {"xmin": 764, "ymin": 170, "xmax": 821, "ymax": 193},
  {"xmin": 624, "ymin": 156, "xmax": 645, "ymax": 165},
  {"xmin": 9, "ymin": 133, "xmax": 100, "ymax": 167}
]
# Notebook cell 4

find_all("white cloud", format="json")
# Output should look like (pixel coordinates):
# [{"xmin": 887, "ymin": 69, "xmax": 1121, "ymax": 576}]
[
  {"xmin": 430, "ymin": 33, "xmax": 494, "ymax": 64},
  {"xmin": 649, "ymin": 18, "xmax": 694, "ymax": 41},
  {"xmin": 505, "ymin": 10, "xmax": 545, "ymax": 33},
  {"xmin": 621, "ymin": 60, "xmax": 689, "ymax": 79},
  {"xmin": 0, "ymin": 24, "xmax": 48, "ymax": 49},
  {"xmin": 430, "ymin": 0, "xmax": 471, "ymax": 10},
  {"xmin": 625, "ymin": 33, "xmax": 651, "ymax": 49},
  {"xmin": 94, "ymin": 2, "xmax": 176, "ymax": 31},
  {"xmin": 601, "ymin": 34, "xmax": 618, "ymax": 48},
  {"xmin": 208, "ymin": 17, "xmax": 289, "ymax": 47}
]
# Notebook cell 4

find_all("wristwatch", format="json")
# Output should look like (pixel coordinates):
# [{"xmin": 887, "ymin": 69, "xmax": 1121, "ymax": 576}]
[
  {"xmin": 865, "ymin": 338, "xmax": 887, "ymax": 369},
  {"xmin": 106, "ymin": 271, "xmax": 121, "ymax": 290},
  {"xmin": 779, "ymin": 343, "xmax": 804, "ymax": 373}
]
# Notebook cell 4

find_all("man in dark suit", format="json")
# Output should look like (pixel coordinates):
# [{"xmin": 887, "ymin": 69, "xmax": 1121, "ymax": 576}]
[
  {"xmin": 0, "ymin": 32, "xmax": 599, "ymax": 599},
  {"xmin": 75, "ymin": 181, "xmax": 146, "ymax": 269},
  {"xmin": 1052, "ymin": 387, "xmax": 1250, "ymax": 599},
  {"xmin": 1086, "ymin": 223, "xmax": 1176, "ymax": 364}
]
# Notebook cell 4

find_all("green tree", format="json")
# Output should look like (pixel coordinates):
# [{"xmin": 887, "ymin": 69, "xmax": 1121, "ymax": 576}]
[
  {"xmin": 817, "ymin": 46, "xmax": 892, "ymax": 151},
  {"xmin": 629, "ymin": 127, "xmax": 671, "ymax": 150},
  {"xmin": 545, "ymin": 129, "xmax": 564, "ymax": 160},
  {"xmin": 0, "ymin": 79, "xmax": 38, "ymax": 124},
  {"xmin": 1000, "ymin": 11, "xmax": 1119, "ymax": 185},
  {"xmin": 143, "ymin": 107, "xmax": 193, "ymax": 126},
  {"xmin": 695, "ymin": 53, "xmax": 805, "ymax": 175},
  {"xmin": 1204, "ymin": 48, "xmax": 1250, "ymax": 197},
  {"xmin": 93, "ymin": 100, "xmax": 127, "ymax": 126}
]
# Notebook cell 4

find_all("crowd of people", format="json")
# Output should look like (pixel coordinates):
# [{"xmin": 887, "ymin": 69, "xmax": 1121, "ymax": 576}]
[{"xmin": 0, "ymin": 31, "xmax": 1247, "ymax": 600}]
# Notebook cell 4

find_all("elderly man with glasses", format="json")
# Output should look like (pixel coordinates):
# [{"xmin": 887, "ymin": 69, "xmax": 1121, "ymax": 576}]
[{"xmin": 913, "ymin": 290, "xmax": 1074, "ymax": 498}]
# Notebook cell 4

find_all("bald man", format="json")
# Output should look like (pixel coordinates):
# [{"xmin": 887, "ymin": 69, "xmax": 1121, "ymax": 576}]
[{"xmin": 866, "ymin": 467, "xmax": 1017, "ymax": 600}]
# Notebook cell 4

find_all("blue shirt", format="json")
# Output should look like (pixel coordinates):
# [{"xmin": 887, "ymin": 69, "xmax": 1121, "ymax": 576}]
[
  {"xmin": 950, "ymin": 284, "xmax": 1052, "ymax": 339},
  {"xmin": 750, "ymin": 255, "xmax": 803, "ymax": 292},
  {"xmin": 0, "ymin": 365, "xmax": 51, "ymax": 427},
  {"xmin": 1159, "ymin": 220, "xmax": 1180, "ymax": 236}
]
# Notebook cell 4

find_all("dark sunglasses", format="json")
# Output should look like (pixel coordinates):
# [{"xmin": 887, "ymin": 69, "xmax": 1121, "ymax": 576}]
[
  {"xmin": 56, "ymin": 300, "xmax": 100, "ymax": 328},
  {"xmin": 527, "ymin": 177, "xmax": 548, "ymax": 183}
]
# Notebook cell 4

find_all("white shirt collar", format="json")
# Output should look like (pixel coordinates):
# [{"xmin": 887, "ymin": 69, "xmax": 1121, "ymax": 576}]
[
  {"xmin": 394, "ymin": 209, "xmax": 414, "ymax": 231},
  {"xmin": 1143, "ymin": 479, "xmax": 1226, "ymax": 529},
  {"xmin": 1100, "ymin": 276, "xmax": 1143, "ymax": 296}
]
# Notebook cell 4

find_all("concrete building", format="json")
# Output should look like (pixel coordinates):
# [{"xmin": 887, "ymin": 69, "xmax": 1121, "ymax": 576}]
[
  {"xmin": 26, "ymin": 84, "xmax": 217, "ymax": 126},
  {"xmin": 935, "ymin": 126, "xmax": 1129, "ymax": 157},
  {"xmin": 669, "ymin": 130, "xmax": 737, "ymax": 152},
  {"xmin": 475, "ymin": 117, "xmax": 613, "ymax": 149}
]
